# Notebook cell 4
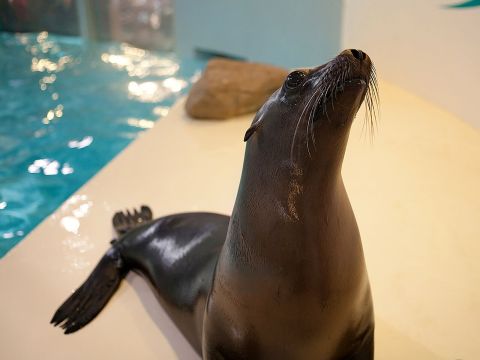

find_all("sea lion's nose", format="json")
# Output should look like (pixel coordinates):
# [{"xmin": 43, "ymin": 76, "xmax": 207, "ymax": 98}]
[{"xmin": 350, "ymin": 49, "xmax": 365, "ymax": 61}]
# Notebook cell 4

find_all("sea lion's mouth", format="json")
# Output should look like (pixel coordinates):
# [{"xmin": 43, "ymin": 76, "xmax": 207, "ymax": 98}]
[
  {"xmin": 321, "ymin": 77, "xmax": 368, "ymax": 103},
  {"xmin": 344, "ymin": 78, "xmax": 367, "ymax": 87},
  {"xmin": 306, "ymin": 50, "xmax": 378, "ymax": 129},
  {"xmin": 309, "ymin": 77, "xmax": 368, "ymax": 122}
]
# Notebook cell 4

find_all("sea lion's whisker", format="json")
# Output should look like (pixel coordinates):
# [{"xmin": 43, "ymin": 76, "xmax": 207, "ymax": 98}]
[
  {"xmin": 309, "ymin": 92, "xmax": 322, "ymax": 146},
  {"xmin": 292, "ymin": 85, "xmax": 323, "ymax": 160},
  {"xmin": 295, "ymin": 55, "xmax": 379, "ymax": 156},
  {"xmin": 315, "ymin": 59, "xmax": 351, "ymax": 124},
  {"xmin": 363, "ymin": 63, "xmax": 379, "ymax": 141},
  {"xmin": 306, "ymin": 89, "xmax": 323, "ymax": 154}
]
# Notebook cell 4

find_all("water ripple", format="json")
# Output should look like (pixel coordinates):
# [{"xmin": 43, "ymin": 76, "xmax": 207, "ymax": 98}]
[{"xmin": 0, "ymin": 32, "xmax": 205, "ymax": 257}]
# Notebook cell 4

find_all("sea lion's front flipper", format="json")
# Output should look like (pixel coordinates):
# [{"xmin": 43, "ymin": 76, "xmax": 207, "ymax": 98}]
[
  {"xmin": 52, "ymin": 211, "xmax": 230, "ymax": 352},
  {"xmin": 51, "ymin": 245, "xmax": 127, "ymax": 334},
  {"xmin": 112, "ymin": 205, "xmax": 153, "ymax": 236}
]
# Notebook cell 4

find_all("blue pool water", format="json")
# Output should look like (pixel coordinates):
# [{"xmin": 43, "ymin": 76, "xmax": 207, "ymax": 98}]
[{"xmin": 0, "ymin": 32, "xmax": 205, "ymax": 258}]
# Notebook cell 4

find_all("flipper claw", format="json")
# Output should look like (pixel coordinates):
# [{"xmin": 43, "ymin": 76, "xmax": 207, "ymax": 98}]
[{"xmin": 112, "ymin": 205, "xmax": 153, "ymax": 236}]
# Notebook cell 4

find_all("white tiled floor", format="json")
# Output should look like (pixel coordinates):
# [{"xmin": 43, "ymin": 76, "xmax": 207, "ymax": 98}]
[{"xmin": 1, "ymin": 82, "xmax": 479, "ymax": 359}]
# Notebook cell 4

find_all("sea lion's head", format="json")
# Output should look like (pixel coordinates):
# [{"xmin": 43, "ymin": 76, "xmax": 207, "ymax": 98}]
[
  {"xmin": 239, "ymin": 50, "xmax": 378, "ymax": 223},
  {"xmin": 243, "ymin": 49, "xmax": 378, "ymax": 181}
]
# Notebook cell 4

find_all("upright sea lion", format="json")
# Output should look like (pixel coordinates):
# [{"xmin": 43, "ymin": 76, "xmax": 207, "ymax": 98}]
[{"xmin": 52, "ymin": 49, "xmax": 378, "ymax": 359}]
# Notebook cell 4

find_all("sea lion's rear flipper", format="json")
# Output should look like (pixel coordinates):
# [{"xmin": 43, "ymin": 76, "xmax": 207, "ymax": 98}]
[
  {"xmin": 50, "ymin": 246, "xmax": 127, "ymax": 334},
  {"xmin": 112, "ymin": 205, "xmax": 153, "ymax": 236}
]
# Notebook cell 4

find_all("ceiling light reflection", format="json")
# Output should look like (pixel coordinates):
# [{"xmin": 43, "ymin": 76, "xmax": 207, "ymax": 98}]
[
  {"xmin": 101, "ymin": 44, "xmax": 179, "ymax": 78},
  {"xmin": 163, "ymin": 77, "xmax": 188, "ymax": 93},
  {"xmin": 61, "ymin": 216, "xmax": 80, "ymax": 234},
  {"xmin": 44, "ymin": 160, "xmax": 60, "ymax": 175},
  {"xmin": 31, "ymin": 55, "xmax": 72, "ymax": 73},
  {"xmin": 127, "ymin": 118, "xmax": 155, "ymax": 129},
  {"xmin": 59, "ymin": 195, "xmax": 93, "ymax": 237},
  {"xmin": 68, "ymin": 136, "xmax": 93, "ymax": 149},
  {"xmin": 42, "ymin": 104, "xmax": 64, "ymax": 124},
  {"xmin": 190, "ymin": 70, "xmax": 202, "ymax": 83},
  {"xmin": 61, "ymin": 163, "xmax": 74, "ymax": 175},
  {"xmin": 72, "ymin": 202, "xmax": 92, "ymax": 218},
  {"xmin": 46, "ymin": 110, "xmax": 54, "ymax": 121},
  {"xmin": 61, "ymin": 194, "xmax": 88, "ymax": 210},
  {"xmin": 0, "ymin": 231, "xmax": 24, "ymax": 239},
  {"xmin": 153, "ymin": 106, "xmax": 169, "ymax": 117},
  {"xmin": 128, "ymin": 81, "xmax": 162, "ymax": 102},
  {"xmin": 28, "ymin": 158, "xmax": 74, "ymax": 176},
  {"xmin": 37, "ymin": 31, "xmax": 48, "ymax": 43},
  {"xmin": 127, "ymin": 77, "xmax": 187, "ymax": 103}
]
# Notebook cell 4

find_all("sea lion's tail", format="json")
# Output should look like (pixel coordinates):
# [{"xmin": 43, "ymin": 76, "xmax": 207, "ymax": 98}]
[{"xmin": 50, "ymin": 245, "xmax": 128, "ymax": 334}]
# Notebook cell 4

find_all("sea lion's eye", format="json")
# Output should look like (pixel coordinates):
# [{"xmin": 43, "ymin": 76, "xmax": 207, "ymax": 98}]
[{"xmin": 285, "ymin": 71, "xmax": 306, "ymax": 90}]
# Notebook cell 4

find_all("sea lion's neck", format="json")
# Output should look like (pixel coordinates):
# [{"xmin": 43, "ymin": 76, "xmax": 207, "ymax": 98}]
[
  {"xmin": 225, "ymin": 162, "xmax": 357, "ymax": 272},
  {"xmin": 222, "ymin": 120, "xmax": 358, "ymax": 273}
]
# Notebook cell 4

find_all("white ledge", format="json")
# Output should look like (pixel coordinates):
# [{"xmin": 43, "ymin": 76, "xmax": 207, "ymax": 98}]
[{"xmin": 1, "ymin": 84, "xmax": 479, "ymax": 359}]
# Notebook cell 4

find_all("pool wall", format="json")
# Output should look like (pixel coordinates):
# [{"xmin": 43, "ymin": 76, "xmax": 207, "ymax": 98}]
[
  {"xmin": 175, "ymin": 0, "xmax": 480, "ymax": 128},
  {"xmin": 342, "ymin": 0, "xmax": 480, "ymax": 128},
  {"xmin": 174, "ymin": 0, "xmax": 343, "ymax": 68}
]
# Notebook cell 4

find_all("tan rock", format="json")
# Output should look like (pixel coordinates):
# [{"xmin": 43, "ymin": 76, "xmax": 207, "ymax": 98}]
[{"xmin": 185, "ymin": 58, "xmax": 289, "ymax": 119}]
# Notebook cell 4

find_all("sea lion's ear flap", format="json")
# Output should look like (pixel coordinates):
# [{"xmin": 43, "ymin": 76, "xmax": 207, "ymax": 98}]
[
  {"xmin": 244, "ymin": 124, "xmax": 258, "ymax": 142},
  {"xmin": 244, "ymin": 113, "xmax": 265, "ymax": 142}
]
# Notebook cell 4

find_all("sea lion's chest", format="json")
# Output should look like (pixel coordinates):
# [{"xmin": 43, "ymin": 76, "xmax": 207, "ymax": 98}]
[{"xmin": 202, "ymin": 243, "xmax": 359, "ymax": 359}]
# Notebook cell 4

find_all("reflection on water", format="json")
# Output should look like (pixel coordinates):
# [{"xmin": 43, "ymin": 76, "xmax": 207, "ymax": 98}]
[
  {"xmin": 27, "ymin": 158, "xmax": 74, "ymax": 176},
  {"xmin": 0, "ymin": 32, "xmax": 205, "ymax": 257},
  {"xmin": 127, "ymin": 77, "xmax": 188, "ymax": 103},
  {"xmin": 68, "ymin": 136, "xmax": 93, "ymax": 149},
  {"xmin": 127, "ymin": 118, "xmax": 155, "ymax": 129},
  {"xmin": 101, "ymin": 43, "xmax": 179, "ymax": 77}
]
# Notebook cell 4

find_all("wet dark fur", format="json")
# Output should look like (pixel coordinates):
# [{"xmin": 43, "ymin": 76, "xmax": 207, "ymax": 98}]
[{"xmin": 52, "ymin": 50, "xmax": 378, "ymax": 360}]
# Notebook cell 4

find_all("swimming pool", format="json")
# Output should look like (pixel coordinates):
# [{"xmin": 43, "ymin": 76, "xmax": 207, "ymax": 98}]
[{"xmin": 0, "ymin": 32, "xmax": 205, "ymax": 258}]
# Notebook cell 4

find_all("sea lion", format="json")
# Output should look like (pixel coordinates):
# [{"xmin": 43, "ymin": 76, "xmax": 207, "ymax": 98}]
[{"xmin": 52, "ymin": 49, "xmax": 378, "ymax": 360}]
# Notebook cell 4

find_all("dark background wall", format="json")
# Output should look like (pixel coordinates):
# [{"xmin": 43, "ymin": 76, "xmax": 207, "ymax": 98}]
[
  {"xmin": 0, "ymin": 0, "xmax": 174, "ymax": 51},
  {"xmin": 0, "ymin": 0, "xmax": 80, "ymax": 36}
]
